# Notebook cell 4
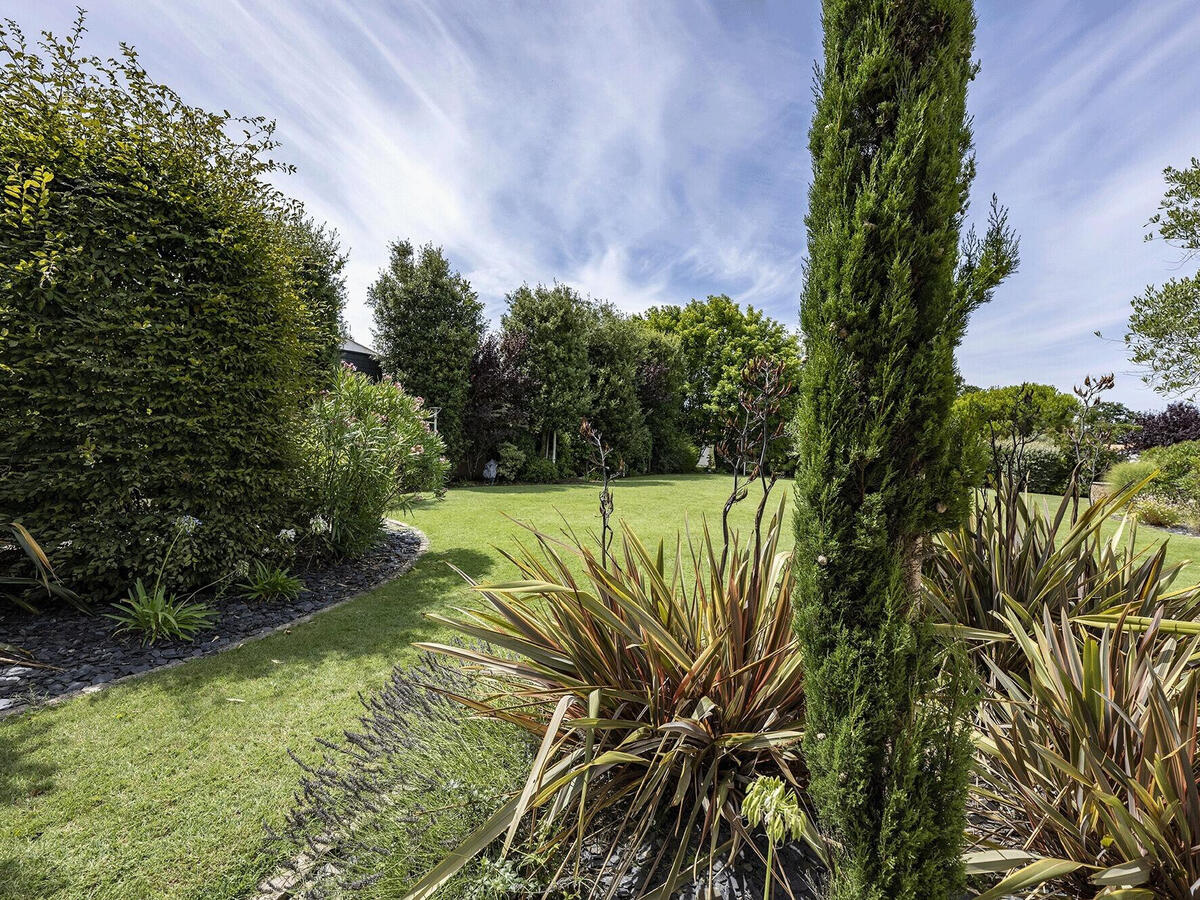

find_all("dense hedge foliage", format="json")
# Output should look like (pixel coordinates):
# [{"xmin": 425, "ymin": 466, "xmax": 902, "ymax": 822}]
[
  {"xmin": 449, "ymin": 286, "xmax": 798, "ymax": 482},
  {"xmin": 0, "ymin": 18, "xmax": 342, "ymax": 598},
  {"xmin": 458, "ymin": 284, "xmax": 707, "ymax": 480},
  {"xmin": 1020, "ymin": 442, "xmax": 1073, "ymax": 494},
  {"xmin": 1107, "ymin": 440, "xmax": 1200, "ymax": 505}
]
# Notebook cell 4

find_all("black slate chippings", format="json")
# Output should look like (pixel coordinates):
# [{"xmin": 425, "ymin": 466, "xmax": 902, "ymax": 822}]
[{"xmin": 0, "ymin": 524, "xmax": 425, "ymax": 715}]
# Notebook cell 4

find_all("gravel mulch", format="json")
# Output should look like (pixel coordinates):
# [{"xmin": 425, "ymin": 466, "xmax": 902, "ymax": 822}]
[{"xmin": 0, "ymin": 523, "xmax": 426, "ymax": 715}]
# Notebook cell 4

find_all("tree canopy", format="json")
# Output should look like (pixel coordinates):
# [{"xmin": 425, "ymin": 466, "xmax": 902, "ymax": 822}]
[
  {"xmin": 501, "ymin": 282, "xmax": 595, "ymax": 457},
  {"xmin": 954, "ymin": 382, "xmax": 1078, "ymax": 443},
  {"xmin": 641, "ymin": 295, "xmax": 801, "ymax": 449},
  {"xmin": 1127, "ymin": 158, "xmax": 1200, "ymax": 398},
  {"xmin": 368, "ymin": 240, "xmax": 484, "ymax": 468}
]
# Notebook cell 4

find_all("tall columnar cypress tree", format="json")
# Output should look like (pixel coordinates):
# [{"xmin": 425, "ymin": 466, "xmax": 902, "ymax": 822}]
[{"xmin": 793, "ymin": 2, "xmax": 1017, "ymax": 898}]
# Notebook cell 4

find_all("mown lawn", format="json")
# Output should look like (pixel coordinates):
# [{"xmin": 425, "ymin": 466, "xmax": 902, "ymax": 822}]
[
  {"xmin": 0, "ymin": 475, "xmax": 757, "ymax": 900},
  {"xmin": 1, "ymin": 474, "xmax": 1196, "ymax": 900}
]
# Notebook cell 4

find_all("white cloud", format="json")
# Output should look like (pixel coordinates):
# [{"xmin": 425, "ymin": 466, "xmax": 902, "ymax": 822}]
[{"xmin": 8, "ymin": 0, "xmax": 1199, "ymax": 407}]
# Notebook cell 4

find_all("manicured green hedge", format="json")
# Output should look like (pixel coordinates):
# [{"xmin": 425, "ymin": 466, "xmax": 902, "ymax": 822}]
[{"xmin": 0, "ymin": 20, "xmax": 334, "ymax": 598}]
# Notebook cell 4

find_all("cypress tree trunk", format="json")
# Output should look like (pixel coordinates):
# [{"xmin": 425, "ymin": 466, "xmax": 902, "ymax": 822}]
[{"xmin": 793, "ymin": 2, "xmax": 1015, "ymax": 897}]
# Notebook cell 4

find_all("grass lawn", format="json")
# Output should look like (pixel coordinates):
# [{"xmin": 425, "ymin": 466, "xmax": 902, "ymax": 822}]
[{"xmin": 1, "ymin": 474, "xmax": 1197, "ymax": 899}]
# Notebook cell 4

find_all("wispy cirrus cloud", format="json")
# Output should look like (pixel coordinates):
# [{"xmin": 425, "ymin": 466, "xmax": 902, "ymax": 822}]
[{"xmin": 10, "ymin": 0, "xmax": 1200, "ymax": 406}]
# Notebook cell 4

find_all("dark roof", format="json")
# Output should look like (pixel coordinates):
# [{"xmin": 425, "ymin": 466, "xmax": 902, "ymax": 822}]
[{"xmin": 340, "ymin": 337, "xmax": 378, "ymax": 357}]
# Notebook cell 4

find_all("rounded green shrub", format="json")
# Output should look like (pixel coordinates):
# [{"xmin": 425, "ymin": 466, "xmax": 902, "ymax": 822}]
[
  {"xmin": 1106, "ymin": 441, "xmax": 1200, "ymax": 505},
  {"xmin": 1019, "ymin": 442, "xmax": 1074, "ymax": 494},
  {"xmin": 0, "ymin": 18, "xmax": 336, "ymax": 598},
  {"xmin": 518, "ymin": 455, "xmax": 559, "ymax": 484},
  {"xmin": 496, "ymin": 441, "xmax": 527, "ymax": 482},
  {"xmin": 1143, "ymin": 440, "xmax": 1200, "ymax": 502},
  {"xmin": 298, "ymin": 366, "xmax": 447, "ymax": 558}
]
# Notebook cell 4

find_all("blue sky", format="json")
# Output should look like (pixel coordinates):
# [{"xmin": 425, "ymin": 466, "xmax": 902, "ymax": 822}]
[{"xmin": 11, "ymin": 1, "xmax": 1200, "ymax": 407}]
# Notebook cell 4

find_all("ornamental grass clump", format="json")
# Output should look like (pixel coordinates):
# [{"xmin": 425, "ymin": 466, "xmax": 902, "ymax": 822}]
[
  {"xmin": 409, "ymin": 494, "xmax": 815, "ymax": 898},
  {"xmin": 967, "ymin": 611, "xmax": 1200, "ymax": 899}
]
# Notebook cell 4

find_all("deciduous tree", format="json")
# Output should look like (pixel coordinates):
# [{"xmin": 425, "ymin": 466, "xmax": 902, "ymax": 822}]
[
  {"xmin": 1127, "ymin": 158, "xmax": 1200, "ymax": 398},
  {"xmin": 642, "ymin": 295, "xmax": 800, "ymax": 450},
  {"xmin": 501, "ymin": 282, "xmax": 594, "ymax": 463}
]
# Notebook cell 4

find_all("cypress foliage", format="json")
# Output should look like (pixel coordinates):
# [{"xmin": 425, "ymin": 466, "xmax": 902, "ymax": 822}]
[
  {"xmin": 793, "ymin": 2, "xmax": 1017, "ymax": 898},
  {"xmin": 368, "ymin": 241, "xmax": 484, "ymax": 470}
]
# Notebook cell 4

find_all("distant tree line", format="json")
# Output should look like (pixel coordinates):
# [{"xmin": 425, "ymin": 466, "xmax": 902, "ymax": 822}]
[{"xmin": 367, "ymin": 243, "xmax": 802, "ymax": 481}]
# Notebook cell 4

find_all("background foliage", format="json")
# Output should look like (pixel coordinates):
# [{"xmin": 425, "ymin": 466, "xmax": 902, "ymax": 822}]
[
  {"xmin": 1126, "ymin": 158, "xmax": 1200, "ymax": 399},
  {"xmin": 368, "ymin": 241, "xmax": 484, "ymax": 471},
  {"xmin": 1129, "ymin": 401, "xmax": 1200, "ymax": 450},
  {"xmin": 642, "ymin": 294, "xmax": 801, "ymax": 450},
  {"xmin": 455, "ymin": 285, "xmax": 705, "ymax": 480}
]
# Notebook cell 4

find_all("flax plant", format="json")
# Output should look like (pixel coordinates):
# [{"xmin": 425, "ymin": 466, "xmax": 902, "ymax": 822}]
[
  {"xmin": 967, "ymin": 611, "xmax": 1200, "ymax": 899},
  {"xmin": 926, "ymin": 477, "xmax": 1200, "ymax": 679},
  {"xmin": 407, "ymin": 494, "xmax": 816, "ymax": 898}
]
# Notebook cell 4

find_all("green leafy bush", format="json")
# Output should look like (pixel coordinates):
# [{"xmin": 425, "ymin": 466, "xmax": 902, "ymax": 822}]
[
  {"xmin": 1142, "ymin": 439, "xmax": 1200, "ymax": 501},
  {"xmin": 238, "ymin": 562, "xmax": 303, "ymax": 602},
  {"xmin": 411, "ymin": 498, "xmax": 817, "ymax": 896},
  {"xmin": 1020, "ymin": 441, "xmax": 1073, "ymax": 493},
  {"xmin": 1107, "ymin": 441, "xmax": 1200, "ymax": 502},
  {"xmin": 0, "ymin": 16, "xmax": 340, "ymax": 599},
  {"xmin": 1105, "ymin": 442, "xmax": 1200, "ymax": 531},
  {"xmin": 516, "ymin": 454, "xmax": 558, "ymax": 484},
  {"xmin": 652, "ymin": 433, "xmax": 700, "ymax": 474},
  {"xmin": 298, "ymin": 366, "xmax": 447, "ymax": 558},
  {"xmin": 495, "ymin": 441, "xmax": 526, "ymax": 482},
  {"xmin": 106, "ymin": 580, "xmax": 216, "ymax": 645}
]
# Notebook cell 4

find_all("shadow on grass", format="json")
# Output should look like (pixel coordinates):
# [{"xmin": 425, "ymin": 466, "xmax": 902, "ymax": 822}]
[
  {"xmin": 0, "ymin": 706, "xmax": 58, "ymax": 806},
  {"xmin": 0, "ymin": 854, "xmax": 68, "ymax": 900},
  {"xmin": 0, "ymin": 710, "xmax": 67, "ymax": 900},
  {"xmin": 145, "ymin": 547, "xmax": 498, "ymax": 696},
  {"xmin": 409, "ymin": 476, "xmax": 690, "ymax": 508}
]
